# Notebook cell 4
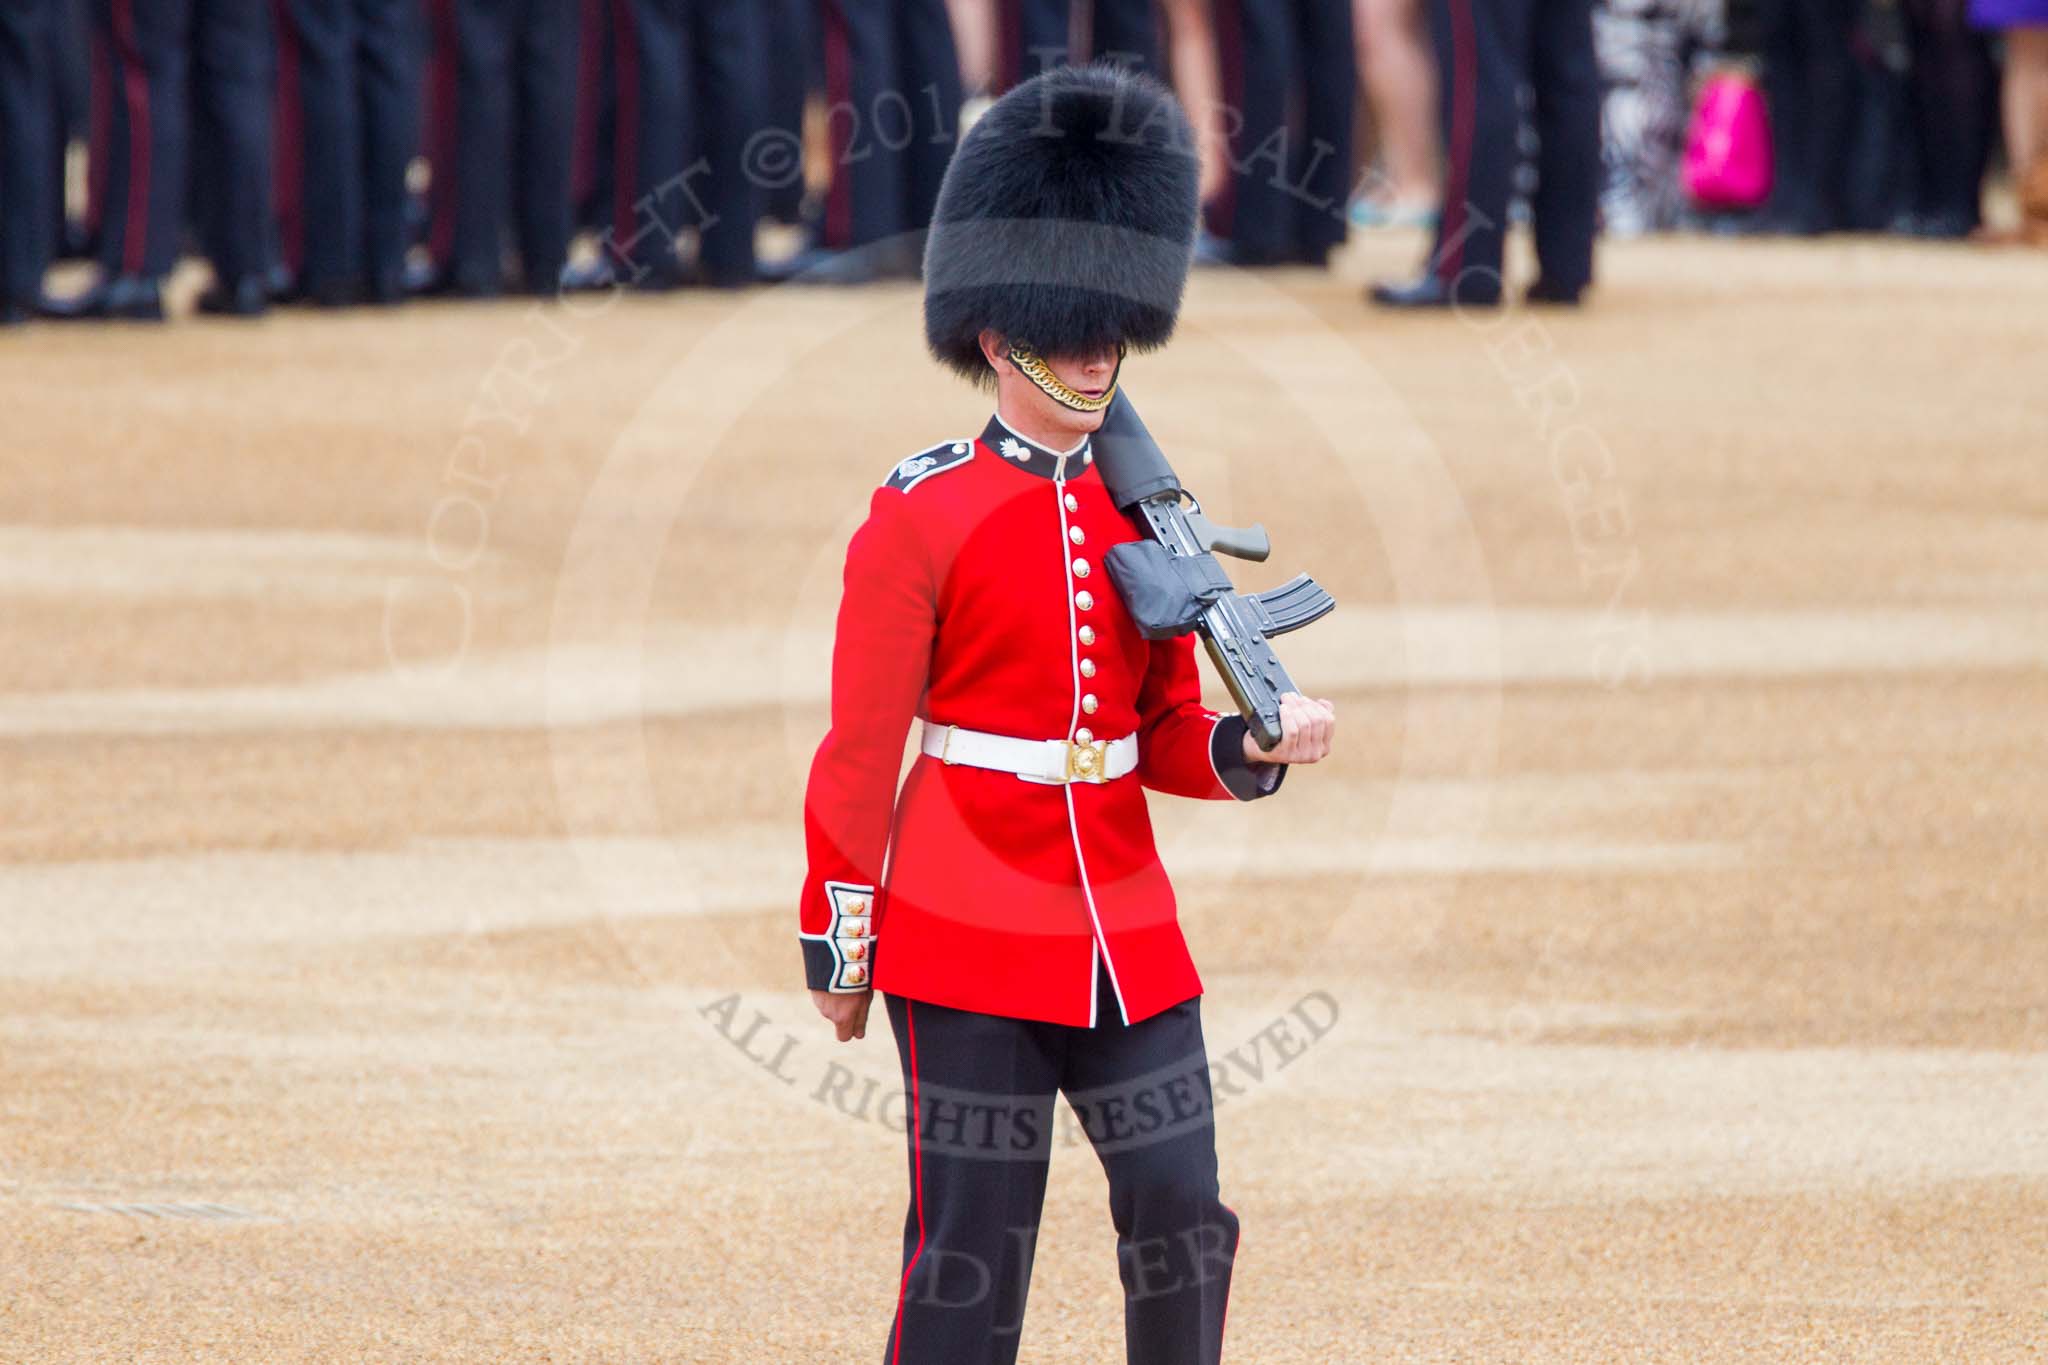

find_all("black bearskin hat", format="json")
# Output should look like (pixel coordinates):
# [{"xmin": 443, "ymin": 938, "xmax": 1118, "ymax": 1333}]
[{"xmin": 923, "ymin": 64, "xmax": 1200, "ymax": 381}]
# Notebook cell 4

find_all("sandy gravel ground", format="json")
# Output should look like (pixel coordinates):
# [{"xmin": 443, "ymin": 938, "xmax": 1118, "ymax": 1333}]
[{"xmin": 2, "ymin": 231, "xmax": 2046, "ymax": 1363}]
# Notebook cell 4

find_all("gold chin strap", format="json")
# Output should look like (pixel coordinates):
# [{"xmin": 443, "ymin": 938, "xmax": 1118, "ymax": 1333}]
[{"xmin": 1007, "ymin": 344, "xmax": 1124, "ymax": 414}]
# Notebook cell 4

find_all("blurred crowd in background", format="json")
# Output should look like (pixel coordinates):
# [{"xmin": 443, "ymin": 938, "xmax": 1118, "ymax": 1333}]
[{"xmin": 0, "ymin": 0, "xmax": 2041, "ymax": 325}]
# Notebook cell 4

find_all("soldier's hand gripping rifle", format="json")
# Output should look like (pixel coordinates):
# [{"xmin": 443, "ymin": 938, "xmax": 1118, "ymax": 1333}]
[{"xmin": 1093, "ymin": 393, "xmax": 1336, "ymax": 751}]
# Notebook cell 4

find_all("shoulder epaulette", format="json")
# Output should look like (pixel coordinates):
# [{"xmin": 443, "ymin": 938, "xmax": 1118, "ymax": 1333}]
[{"xmin": 882, "ymin": 439, "xmax": 977, "ymax": 493}]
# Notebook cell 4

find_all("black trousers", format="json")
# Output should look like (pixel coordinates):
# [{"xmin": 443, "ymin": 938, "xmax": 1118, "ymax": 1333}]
[
  {"xmin": 1208, "ymin": 0, "xmax": 1356, "ymax": 263},
  {"xmin": 995, "ymin": 0, "xmax": 1162, "ymax": 88},
  {"xmin": 1758, "ymin": 0, "xmax": 1857, "ymax": 233},
  {"xmin": 758, "ymin": 0, "xmax": 813, "ymax": 223},
  {"xmin": 278, "ymin": 0, "xmax": 418, "ymax": 295},
  {"xmin": 189, "ymin": 0, "xmax": 273, "ymax": 287},
  {"xmin": 51, "ymin": 0, "xmax": 87, "ymax": 255},
  {"xmin": 882, "ymin": 973, "xmax": 1238, "ymax": 1365},
  {"xmin": 91, "ymin": 0, "xmax": 191, "ymax": 281},
  {"xmin": 0, "ymin": 0, "xmax": 57, "ymax": 303},
  {"xmin": 816, "ymin": 0, "xmax": 959, "ymax": 252},
  {"xmin": 1904, "ymin": 0, "xmax": 1994, "ymax": 231},
  {"xmin": 587, "ymin": 0, "xmax": 761, "ymax": 282},
  {"xmin": 426, "ymin": 0, "xmax": 577, "ymax": 293},
  {"xmin": 1424, "ymin": 0, "xmax": 1599, "ymax": 298}
]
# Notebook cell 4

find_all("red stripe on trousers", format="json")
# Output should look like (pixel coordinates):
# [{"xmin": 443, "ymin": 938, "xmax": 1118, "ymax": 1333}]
[
  {"xmin": 108, "ymin": 0, "xmax": 151, "ymax": 276},
  {"xmin": 428, "ymin": 0, "xmax": 461, "ymax": 264},
  {"xmin": 819, "ymin": 5, "xmax": 851, "ymax": 248},
  {"xmin": 272, "ymin": 0, "xmax": 305, "ymax": 275},
  {"xmin": 821, "ymin": 2, "xmax": 852, "ymax": 250},
  {"xmin": 1437, "ymin": 0, "xmax": 1478, "ymax": 281},
  {"xmin": 609, "ymin": 0, "xmax": 640, "ymax": 249},
  {"xmin": 890, "ymin": 1001, "xmax": 927, "ymax": 1365},
  {"xmin": 997, "ymin": 0, "xmax": 1020, "ymax": 90}
]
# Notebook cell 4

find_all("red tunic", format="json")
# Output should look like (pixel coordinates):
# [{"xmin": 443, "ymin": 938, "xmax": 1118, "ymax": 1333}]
[{"xmin": 799, "ymin": 415, "xmax": 1282, "ymax": 1027}]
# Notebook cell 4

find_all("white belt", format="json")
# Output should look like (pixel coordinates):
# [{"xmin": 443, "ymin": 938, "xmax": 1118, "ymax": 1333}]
[{"xmin": 921, "ymin": 721, "xmax": 1138, "ymax": 785}]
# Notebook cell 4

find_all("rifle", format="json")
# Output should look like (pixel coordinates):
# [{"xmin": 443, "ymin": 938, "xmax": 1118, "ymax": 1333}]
[{"xmin": 1092, "ymin": 393, "xmax": 1335, "ymax": 751}]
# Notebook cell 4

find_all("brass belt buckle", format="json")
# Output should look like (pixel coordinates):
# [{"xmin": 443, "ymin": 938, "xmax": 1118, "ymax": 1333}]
[{"xmin": 1064, "ymin": 738, "xmax": 1109, "ymax": 783}]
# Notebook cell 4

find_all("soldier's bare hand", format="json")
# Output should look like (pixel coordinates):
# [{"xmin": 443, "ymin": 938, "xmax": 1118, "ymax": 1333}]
[
  {"xmin": 1245, "ymin": 692, "xmax": 1335, "ymax": 766},
  {"xmin": 812, "ymin": 988, "xmax": 874, "ymax": 1042}
]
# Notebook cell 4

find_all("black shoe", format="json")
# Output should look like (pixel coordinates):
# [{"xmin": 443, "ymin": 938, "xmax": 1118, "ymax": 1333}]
[
  {"xmin": 1, "ymin": 299, "xmax": 27, "ymax": 327},
  {"xmin": 758, "ymin": 241, "xmax": 916, "ymax": 285},
  {"xmin": 1524, "ymin": 278, "xmax": 1583, "ymax": 307},
  {"xmin": 197, "ymin": 275, "xmax": 271, "ymax": 318},
  {"xmin": 1193, "ymin": 232, "xmax": 1318, "ymax": 268},
  {"xmin": 1369, "ymin": 275, "xmax": 1498, "ymax": 309},
  {"xmin": 43, "ymin": 275, "xmax": 166, "ymax": 321}
]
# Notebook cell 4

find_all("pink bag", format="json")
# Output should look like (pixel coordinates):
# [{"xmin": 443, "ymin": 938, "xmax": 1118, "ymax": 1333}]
[{"xmin": 1682, "ymin": 72, "xmax": 1773, "ymax": 210}]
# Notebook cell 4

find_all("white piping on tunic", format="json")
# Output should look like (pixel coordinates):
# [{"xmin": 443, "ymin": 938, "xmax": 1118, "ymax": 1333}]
[{"xmin": 1054, "ymin": 446, "xmax": 1129, "ymax": 1027}]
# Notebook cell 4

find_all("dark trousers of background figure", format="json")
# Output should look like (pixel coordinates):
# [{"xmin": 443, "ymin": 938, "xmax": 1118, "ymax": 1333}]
[
  {"xmin": 277, "ymin": 0, "xmax": 419, "ymax": 298},
  {"xmin": 586, "ymin": 0, "xmax": 763, "ymax": 285},
  {"xmin": 815, "ymin": 0, "xmax": 960, "ymax": 254},
  {"xmin": 1423, "ymin": 0, "xmax": 1600, "ymax": 299},
  {"xmin": 89, "ymin": 0, "xmax": 191, "ymax": 282},
  {"xmin": 189, "ymin": 0, "xmax": 273, "ymax": 290},
  {"xmin": 1904, "ymin": 0, "xmax": 1995, "ymax": 231},
  {"xmin": 880, "ymin": 975, "xmax": 1238, "ymax": 1365},
  {"xmin": 424, "ymin": 0, "xmax": 576, "ymax": 294},
  {"xmin": 51, "ymin": 0, "xmax": 87, "ymax": 256},
  {"xmin": 995, "ymin": 0, "xmax": 1163, "ymax": 89},
  {"xmin": 1757, "ymin": 0, "xmax": 1856, "ymax": 231},
  {"xmin": 1207, "ymin": 0, "xmax": 1357, "ymax": 264},
  {"xmin": 0, "ymin": 0, "xmax": 57, "ymax": 304},
  {"xmin": 760, "ymin": 0, "xmax": 815, "ymax": 224}
]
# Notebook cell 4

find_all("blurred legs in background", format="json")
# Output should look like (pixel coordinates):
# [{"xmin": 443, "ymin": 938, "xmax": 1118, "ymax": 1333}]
[
  {"xmin": 766, "ymin": 0, "xmax": 959, "ymax": 282},
  {"xmin": 584, "ymin": 0, "xmax": 688, "ymax": 287},
  {"xmin": 0, "ymin": 0, "xmax": 58, "ymax": 322},
  {"xmin": 60, "ymin": 0, "xmax": 193, "ymax": 319},
  {"xmin": 190, "ymin": 0, "xmax": 274, "ymax": 315},
  {"xmin": 682, "ymin": 0, "xmax": 765, "ymax": 287},
  {"xmin": 1372, "ymin": 0, "xmax": 1599, "ymax": 305},
  {"xmin": 2005, "ymin": 27, "xmax": 2048, "ymax": 238},
  {"xmin": 1757, "ymin": 0, "xmax": 1856, "ymax": 232},
  {"xmin": 992, "ymin": 0, "xmax": 1164, "ymax": 89},
  {"xmin": 278, "ymin": 0, "xmax": 419, "ymax": 305},
  {"xmin": 1204, "ymin": 0, "xmax": 1358, "ymax": 266},
  {"xmin": 1159, "ymin": 0, "xmax": 1230, "ymax": 202},
  {"xmin": 1352, "ymin": 0, "xmax": 1443, "ymax": 226},
  {"xmin": 758, "ymin": 0, "xmax": 815, "ymax": 225},
  {"xmin": 1902, "ymin": 0, "xmax": 1995, "ymax": 236},
  {"xmin": 423, "ymin": 0, "xmax": 578, "ymax": 296}
]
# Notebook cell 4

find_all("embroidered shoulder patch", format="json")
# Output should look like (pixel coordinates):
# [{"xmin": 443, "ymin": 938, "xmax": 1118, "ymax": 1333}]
[{"xmin": 883, "ymin": 440, "xmax": 976, "ymax": 493}]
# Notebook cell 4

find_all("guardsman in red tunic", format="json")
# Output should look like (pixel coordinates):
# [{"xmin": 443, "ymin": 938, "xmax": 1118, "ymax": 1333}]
[{"xmin": 798, "ymin": 64, "xmax": 1338, "ymax": 1365}]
